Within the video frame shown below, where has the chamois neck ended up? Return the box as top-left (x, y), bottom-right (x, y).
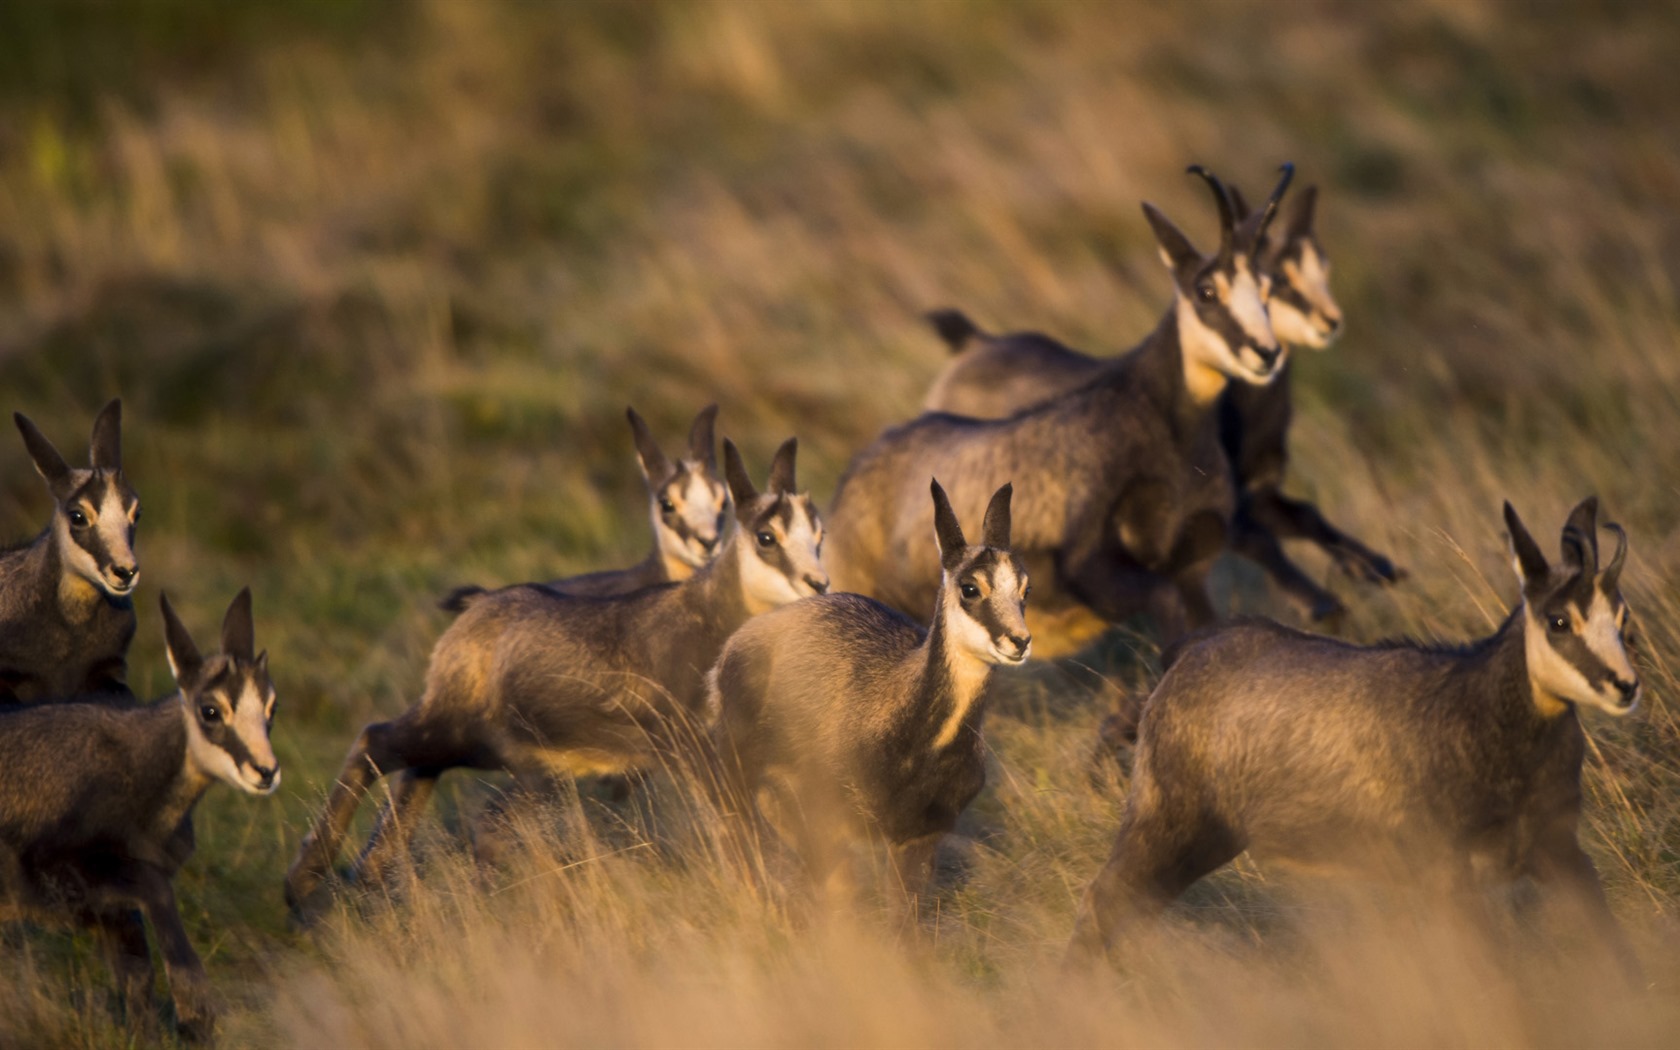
top-left (13, 526), bottom-right (101, 622)
top-left (658, 545), bottom-right (696, 583)
top-left (1470, 609), bottom-right (1570, 725)
top-left (1121, 308), bottom-right (1222, 435)
top-left (685, 535), bottom-right (752, 626)
top-left (914, 588), bottom-right (994, 752)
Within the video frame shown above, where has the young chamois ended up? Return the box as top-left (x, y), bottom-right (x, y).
top-left (0, 400), bottom-right (140, 703)
top-left (924, 183), bottom-right (1399, 622)
top-left (711, 481), bottom-right (1028, 905)
top-left (440, 404), bottom-right (728, 610)
top-left (285, 437), bottom-right (828, 919)
top-left (0, 589), bottom-right (279, 1038)
top-left (827, 164), bottom-right (1293, 649)
top-left (1068, 498), bottom-right (1641, 979)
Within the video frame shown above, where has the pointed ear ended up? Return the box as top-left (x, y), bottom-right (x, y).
top-left (255, 650), bottom-right (270, 677)
top-left (1287, 185), bottom-right (1318, 241)
top-left (1561, 496), bottom-right (1599, 575)
top-left (722, 438), bottom-right (758, 506)
top-left (626, 406), bottom-right (672, 483)
top-left (221, 587), bottom-right (255, 661)
top-left (1505, 501), bottom-right (1549, 589)
top-left (15, 413), bottom-right (71, 490)
top-left (930, 478), bottom-right (967, 571)
top-left (160, 593), bottom-right (203, 687)
top-left (766, 437), bottom-right (798, 495)
top-left (1600, 522), bottom-right (1628, 594)
top-left (89, 398), bottom-right (122, 472)
top-left (687, 404), bottom-right (719, 470)
top-left (981, 483), bottom-right (1013, 550)
top-left (1141, 202), bottom-right (1202, 276)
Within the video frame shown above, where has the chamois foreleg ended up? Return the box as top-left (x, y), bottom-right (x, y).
top-left (1530, 826), bottom-right (1643, 983)
top-left (88, 907), bottom-right (155, 1027)
top-left (1243, 487), bottom-right (1401, 585)
top-left (1229, 503), bottom-right (1346, 622)
top-left (118, 861), bottom-right (214, 1041)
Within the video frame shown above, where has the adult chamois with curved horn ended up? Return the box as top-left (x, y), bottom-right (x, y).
top-left (1069, 497), bottom-right (1641, 981)
top-left (829, 164), bottom-right (1293, 648)
top-left (924, 178), bottom-right (1398, 624)
top-left (711, 480), bottom-right (1029, 907)
top-left (0, 400), bottom-right (140, 703)
top-left (286, 437), bottom-right (828, 922)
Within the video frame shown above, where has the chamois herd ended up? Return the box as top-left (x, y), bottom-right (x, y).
top-left (0, 162), bottom-right (1652, 1036)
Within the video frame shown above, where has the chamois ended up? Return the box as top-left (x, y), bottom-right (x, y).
top-left (0, 400), bottom-right (139, 703)
top-left (0, 589), bottom-right (279, 1038)
top-left (924, 183), bottom-right (1398, 622)
top-left (1068, 498), bottom-right (1641, 979)
top-left (286, 437), bottom-right (828, 919)
top-left (711, 481), bottom-right (1028, 904)
top-left (826, 164), bottom-right (1293, 648)
top-left (440, 404), bottom-right (728, 610)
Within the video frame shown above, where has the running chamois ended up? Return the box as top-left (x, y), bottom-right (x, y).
top-left (0, 589), bottom-right (279, 1039)
top-left (1068, 498), bottom-right (1641, 979)
top-left (711, 480), bottom-right (1028, 905)
top-left (0, 400), bottom-right (140, 703)
top-left (827, 164), bottom-right (1293, 649)
top-left (924, 181), bottom-right (1399, 622)
top-left (286, 436), bottom-right (827, 920)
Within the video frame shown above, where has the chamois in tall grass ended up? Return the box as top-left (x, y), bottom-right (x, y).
top-left (711, 480), bottom-right (1027, 905)
top-left (925, 183), bottom-right (1398, 622)
top-left (0, 400), bottom-right (139, 703)
top-left (0, 589), bottom-right (278, 1038)
top-left (827, 165), bottom-right (1292, 649)
top-left (1069, 498), bottom-right (1641, 979)
top-left (286, 437), bottom-right (828, 920)
top-left (440, 404), bottom-right (727, 610)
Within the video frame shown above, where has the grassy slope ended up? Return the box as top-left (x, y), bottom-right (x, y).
top-left (1, 1), bottom-right (1678, 1044)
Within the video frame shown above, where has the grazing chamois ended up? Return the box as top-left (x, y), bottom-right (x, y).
top-left (0, 589), bottom-right (279, 1039)
top-left (0, 400), bottom-right (139, 703)
top-left (711, 481), bottom-right (1028, 905)
top-left (827, 164), bottom-right (1293, 649)
top-left (924, 183), bottom-right (1398, 622)
top-left (285, 437), bottom-right (828, 919)
top-left (1068, 498), bottom-right (1642, 980)
top-left (440, 404), bottom-right (728, 611)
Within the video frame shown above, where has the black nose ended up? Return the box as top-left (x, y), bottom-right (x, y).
top-left (1615, 679), bottom-right (1640, 704)
top-left (253, 764), bottom-right (278, 788)
top-left (805, 575), bottom-right (830, 595)
top-left (1251, 343), bottom-right (1280, 367)
top-left (1006, 633), bottom-right (1032, 654)
top-left (111, 565), bottom-right (136, 583)
top-left (697, 535), bottom-right (719, 553)
top-left (1324, 317), bottom-right (1342, 335)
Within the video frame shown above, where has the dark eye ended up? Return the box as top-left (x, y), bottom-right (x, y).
top-left (756, 531), bottom-right (775, 548)
top-left (1196, 284), bottom-right (1217, 304)
top-left (960, 583), bottom-right (980, 600)
top-left (200, 704), bottom-right (222, 723)
top-left (659, 498), bottom-right (676, 514)
top-left (68, 509), bottom-right (89, 527)
top-left (131, 507), bottom-right (141, 523)
top-left (1549, 615), bottom-right (1570, 633)
top-left (1024, 584), bottom-right (1032, 599)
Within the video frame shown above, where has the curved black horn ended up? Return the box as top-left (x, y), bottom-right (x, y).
top-left (1251, 162), bottom-right (1296, 245)
top-left (1186, 164), bottom-right (1234, 261)
top-left (1601, 522), bottom-right (1628, 592)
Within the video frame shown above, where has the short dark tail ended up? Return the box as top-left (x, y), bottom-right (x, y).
top-left (438, 585), bottom-right (488, 614)
top-left (925, 308), bottom-right (983, 353)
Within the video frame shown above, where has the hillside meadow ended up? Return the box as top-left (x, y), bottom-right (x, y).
top-left (1, 1), bottom-right (1678, 1045)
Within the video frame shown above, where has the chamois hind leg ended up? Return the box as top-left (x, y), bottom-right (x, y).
top-left (116, 862), bottom-right (215, 1042)
top-left (355, 769), bottom-right (440, 894)
top-left (1530, 826), bottom-right (1644, 984)
top-left (286, 711), bottom-right (455, 920)
top-left (1245, 488), bottom-right (1402, 585)
top-left (1066, 803), bottom-right (1242, 966)
top-left (88, 907), bottom-right (155, 1030)
top-left (1229, 504), bottom-right (1345, 623)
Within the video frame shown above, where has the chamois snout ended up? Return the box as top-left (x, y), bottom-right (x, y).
top-left (804, 573), bottom-right (830, 595)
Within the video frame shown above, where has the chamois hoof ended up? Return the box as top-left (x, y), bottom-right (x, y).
top-left (1309, 593), bottom-right (1346, 625)
top-left (1335, 549), bottom-right (1403, 586)
top-left (284, 876), bottom-right (335, 931)
top-left (170, 988), bottom-right (218, 1044)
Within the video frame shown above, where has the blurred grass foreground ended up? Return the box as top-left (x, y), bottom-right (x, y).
top-left (2, 1), bottom-right (1680, 1046)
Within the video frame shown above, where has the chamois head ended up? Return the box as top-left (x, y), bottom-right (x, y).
top-left (628, 404), bottom-right (730, 572)
top-left (722, 436), bottom-right (828, 612)
top-left (14, 399), bottom-right (140, 599)
top-left (1143, 164), bottom-right (1294, 389)
top-left (162, 588), bottom-right (281, 795)
top-left (931, 480), bottom-right (1031, 665)
top-left (1505, 497), bottom-right (1639, 717)
top-left (1233, 183), bottom-right (1342, 350)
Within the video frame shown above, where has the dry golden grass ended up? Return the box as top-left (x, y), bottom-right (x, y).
top-left (1, 0), bottom-right (1678, 1045)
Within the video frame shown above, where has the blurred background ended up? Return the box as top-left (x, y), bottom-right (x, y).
top-left (1, 1), bottom-right (1678, 1044)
